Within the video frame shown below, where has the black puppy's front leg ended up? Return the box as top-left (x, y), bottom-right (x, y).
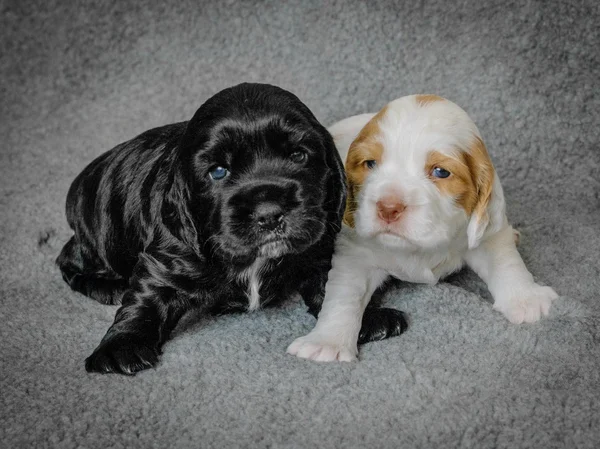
top-left (358, 277), bottom-right (408, 344)
top-left (358, 306), bottom-right (408, 344)
top-left (85, 253), bottom-right (189, 375)
top-left (298, 270), bottom-right (328, 319)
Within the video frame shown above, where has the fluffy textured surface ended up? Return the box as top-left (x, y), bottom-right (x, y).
top-left (1, 0), bottom-right (599, 447)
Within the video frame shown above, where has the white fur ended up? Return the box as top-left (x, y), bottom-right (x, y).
top-left (327, 113), bottom-right (375, 163)
top-left (237, 257), bottom-right (267, 311)
top-left (288, 95), bottom-right (558, 362)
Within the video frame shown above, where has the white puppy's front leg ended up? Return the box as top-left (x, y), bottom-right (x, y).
top-left (465, 225), bottom-right (558, 323)
top-left (287, 253), bottom-right (387, 362)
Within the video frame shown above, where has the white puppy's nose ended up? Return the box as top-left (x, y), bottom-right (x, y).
top-left (376, 197), bottom-right (405, 223)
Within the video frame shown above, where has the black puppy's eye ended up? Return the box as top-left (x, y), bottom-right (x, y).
top-left (209, 166), bottom-right (229, 180)
top-left (290, 151), bottom-right (308, 164)
top-left (364, 160), bottom-right (377, 169)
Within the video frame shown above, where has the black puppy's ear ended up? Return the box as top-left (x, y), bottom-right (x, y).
top-left (323, 130), bottom-right (347, 236)
top-left (162, 170), bottom-right (201, 255)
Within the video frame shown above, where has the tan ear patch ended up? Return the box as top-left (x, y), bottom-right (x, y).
top-left (416, 94), bottom-right (445, 106)
top-left (426, 137), bottom-right (494, 219)
top-left (343, 106), bottom-right (388, 227)
top-left (465, 137), bottom-right (495, 225)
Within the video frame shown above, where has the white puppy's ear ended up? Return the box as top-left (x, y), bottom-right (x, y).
top-left (328, 113), bottom-right (376, 166)
top-left (328, 111), bottom-right (383, 229)
top-left (466, 137), bottom-right (507, 249)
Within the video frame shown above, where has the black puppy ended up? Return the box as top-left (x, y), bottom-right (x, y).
top-left (56, 83), bottom-right (406, 375)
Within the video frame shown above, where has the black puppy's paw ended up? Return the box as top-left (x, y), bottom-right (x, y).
top-left (85, 336), bottom-right (159, 375)
top-left (358, 307), bottom-right (408, 345)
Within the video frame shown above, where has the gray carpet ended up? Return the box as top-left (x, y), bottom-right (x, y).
top-left (1, 0), bottom-right (599, 447)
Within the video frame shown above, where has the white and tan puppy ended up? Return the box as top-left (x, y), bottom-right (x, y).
top-left (288, 94), bottom-right (558, 362)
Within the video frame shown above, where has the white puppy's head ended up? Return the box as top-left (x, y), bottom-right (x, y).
top-left (343, 95), bottom-right (506, 250)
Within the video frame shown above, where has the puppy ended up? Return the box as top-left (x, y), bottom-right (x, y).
top-left (56, 83), bottom-right (406, 375)
top-left (288, 94), bottom-right (559, 362)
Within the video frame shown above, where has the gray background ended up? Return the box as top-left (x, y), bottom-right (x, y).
top-left (1, 0), bottom-right (599, 448)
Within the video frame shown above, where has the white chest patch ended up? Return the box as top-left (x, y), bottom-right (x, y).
top-left (238, 258), bottom-right (267, 311)
top-left (374, 244), bottom-right (465, 285)
top-left (388, 260), bottom-right (438, 284)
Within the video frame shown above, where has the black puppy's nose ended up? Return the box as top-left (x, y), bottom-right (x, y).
top-left (255, 203), bottom-right (284, 231)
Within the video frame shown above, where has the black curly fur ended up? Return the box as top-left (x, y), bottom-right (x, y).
top-left (56, 83), bottom-right (404, 375)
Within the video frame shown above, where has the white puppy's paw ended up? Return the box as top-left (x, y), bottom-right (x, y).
top-left (494, 284), bottom-right (558, 324)
top-left (286, 334), bottom-right (357, 362)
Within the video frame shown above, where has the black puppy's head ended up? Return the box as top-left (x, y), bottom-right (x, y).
top-left (173, 83), bottom-right (345, 261)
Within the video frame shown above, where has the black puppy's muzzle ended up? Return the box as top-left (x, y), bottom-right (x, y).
top-left (254, 202), bottom-right (285, 232)
top-left (228, 179), bottom-right (301, 240)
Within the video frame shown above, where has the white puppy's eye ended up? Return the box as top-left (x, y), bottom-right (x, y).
top-left (364, 160), bottom-right (377, 169)
top-left (432, 167), bottom-right (451, 178)
top-left (209, 166), bottom-right (229, 180)
top-left (290, 151), bottom-right (308, 163)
